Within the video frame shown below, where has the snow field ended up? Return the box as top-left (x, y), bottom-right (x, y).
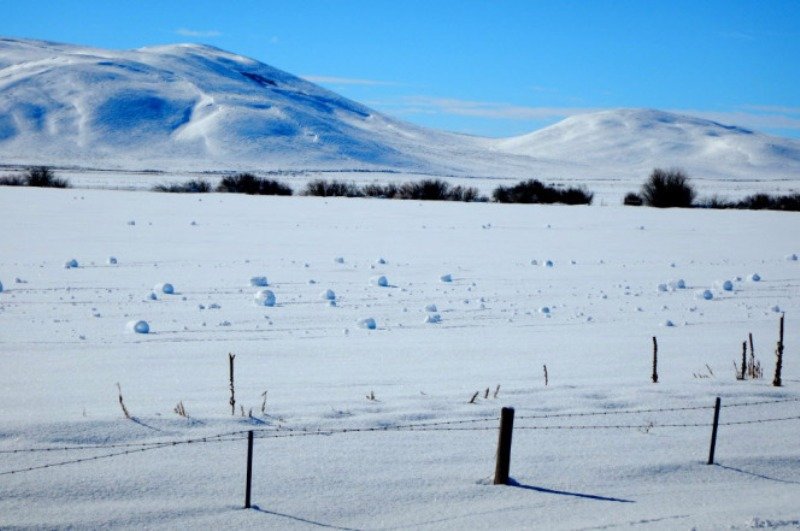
top-left (1, 187), bottom-right (799, 528)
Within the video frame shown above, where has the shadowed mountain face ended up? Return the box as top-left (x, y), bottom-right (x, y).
top-left (0, 38), bottom-right (453, 171)
top-left (2, 37), bottom-right (800, 181)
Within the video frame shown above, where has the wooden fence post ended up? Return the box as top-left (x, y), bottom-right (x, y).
top-left (244, 430), bottom-right (254, 508)
top-left (652, 336), bottom-right (658, 383)
top-left (773, 313), bottom-right (785, 387)
top-left (740, 341), bottom-right (747, 380)
top-left (707, 397), bottom-right (721, 465)
top-left (229, 353), bottom-right (236, 415)
top-left (494, 407), bottom-right (515, 485)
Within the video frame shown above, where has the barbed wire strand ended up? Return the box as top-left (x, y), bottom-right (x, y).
top-left (3, 396), bottom-right (797, 456)
top-left (0, 435), bottom-right (245, 476)
top-left (515, 396), bottom-right (800, 420)
top-left (0, 431), bottom-right (248, 455)
top-left (5, 414), bottom-right (799, 476)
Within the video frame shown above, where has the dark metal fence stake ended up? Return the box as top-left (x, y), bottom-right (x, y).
top-left (707, 397), bottom-right (721, 465)
top-left (494, 407), bottom-right (515, 485)
top-left (245, 430), bottom-right (254, 508)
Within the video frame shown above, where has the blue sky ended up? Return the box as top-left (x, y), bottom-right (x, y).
top-left (3, 0), bottom-right (800, 137)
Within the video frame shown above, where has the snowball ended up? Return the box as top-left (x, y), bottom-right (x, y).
top-left (663, 320), bottom-right (675, 327)
top-left (155, 283), bottom-right (174, 294)
top-left (376, 258), bottom-right (387, 264)
top-left (424, 303), bottom-right (438, 312)
top-left (254, 289), bottom-right (276, 307)
top-left (748, 273), bottom-right (761, 282)
top-left (440, 274), bottom-right (453, 283)
top-left (250, 276), bottom-right (269, 287)
top-left (334, 257), bottom-right (345, 264)
top-left (657, 283), bottom-right (668, 292)
top-left (543, 260), bottom-right (554, 268)
top-left (772, 305), bottom-right (782, 313)
top-left (64, 259), bottom-right (79, 269)
top-left (358, 317), bottom-right (377, 330)
top-left (539, 306), bottom-right (551, 314)
top-left (697, 289), bottom-right (714, 300)
top-left (786, 254), bottom-right (798, 261)
top-left (370, 275), bottom-right (389, 287)
top-left (320, 289), bottom-right (336, 301)
top-left (424, 313), bottom-right (442, 324)
top-left (107, 256), bottom-right (118, 265)
top-left (672, 279), bottom-right (686, 289)
top-left (126, 320), bottom-right (149, 334)
top-left (530, 259), bottom-right (538, 265)
top-left (721, 280), bottom-right (733, 291)
top-left (147, 292), bottom-right (158, 301)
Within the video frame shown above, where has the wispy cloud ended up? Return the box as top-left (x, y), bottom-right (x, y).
top-left (376, 96), bottom-right (800, 134)
top-left (302, 75), bottom-right (397, 86)
top-left (175, 28), bottom-right (222, 38)
top-left (377, 96), bottom-right (595, 121)
top-left (674, 108), bottom-right (800, 132)
top-left (739, 105), bottom-right (800, 116)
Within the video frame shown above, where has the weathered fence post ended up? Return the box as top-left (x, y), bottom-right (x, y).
top-left (229, 353), bottom-right (236, 415)
top-left (652, 336), bottom-right (658, 383)
top-left (494, 407), bottom-right (515, 485)
top-left (244, 430), bottom-right (254, 508)
top-left (740, 341), bottom-right (747, 380)
top-left (773, 313), bottom-right (785, 387)
top-left (707, 397), bottom-right (721, 465)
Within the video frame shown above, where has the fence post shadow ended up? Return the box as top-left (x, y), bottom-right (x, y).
top-left (507, 478), bottom-right (635, 503)
top-left (249, 505), bottom-right (360, 530)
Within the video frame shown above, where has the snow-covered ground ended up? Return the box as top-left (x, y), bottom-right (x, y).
top-left (1, 185), bottom-right (799, 529)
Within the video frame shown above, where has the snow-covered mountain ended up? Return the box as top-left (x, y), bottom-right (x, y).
top-left (0, 37), bottom-right (486, 173)
top-left (2, 37), bottom-right (800, 182)
top-left (495, 108), bottom-right (800, 181)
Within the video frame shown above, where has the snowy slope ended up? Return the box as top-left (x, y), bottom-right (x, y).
top-left (496, 108), bottom-right (800, 181)
top-left (1, 186), bottom-right (800, 528)
top-left (3, 37), bottom-right (800, 184)
top-left (0, 37), bottom-right (492, 173)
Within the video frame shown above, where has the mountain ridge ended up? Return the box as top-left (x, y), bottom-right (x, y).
top-left (2, 37), bottom-right (799, 182)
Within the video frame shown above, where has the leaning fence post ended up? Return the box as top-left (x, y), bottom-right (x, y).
top-left (494, 407), bottom-right (515, 485)
top-left (244, 430), bottom-right (254, 508)
top-left (707, 397), bottom-right (721, 465)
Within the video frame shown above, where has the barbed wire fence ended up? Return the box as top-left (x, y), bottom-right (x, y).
top-left (2, 395), bottom-right (798, 507)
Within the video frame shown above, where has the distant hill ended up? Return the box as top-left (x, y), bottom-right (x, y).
top-left (496, 108), bottom-right (800, 181)
top-left (2, 37), bottom-right (799, 182)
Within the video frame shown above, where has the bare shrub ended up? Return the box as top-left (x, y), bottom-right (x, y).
top-left (217, 173), bottom-right (292, 195)
top-left (302, 179), bottom-right (363, 197)
top-left (640, 168), bottom-right (695, 208)
top-left (492, 179), bottom-right (593, 205)
top-left (153, 180), bottom-right (211, 193)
